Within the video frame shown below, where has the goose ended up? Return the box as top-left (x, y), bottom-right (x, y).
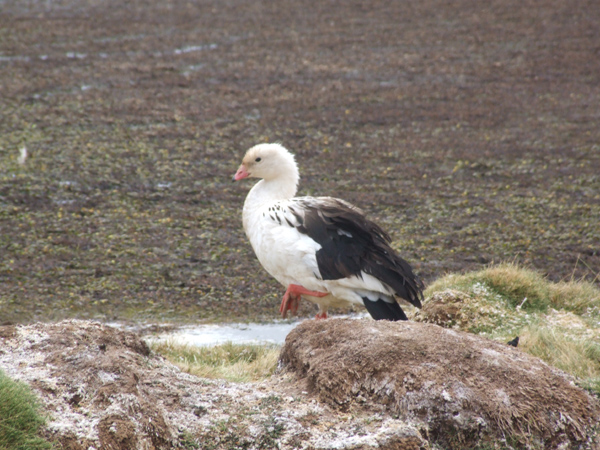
top-left (233, 143), bottom-right (424, 320)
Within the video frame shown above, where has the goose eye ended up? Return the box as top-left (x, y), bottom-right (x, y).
top-left (255, 157), bottom-right (262, 162)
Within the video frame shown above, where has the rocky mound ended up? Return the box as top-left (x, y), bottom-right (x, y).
top-left (280, 319), bottom-right (600, 449)
top-left (0, 319), bottom-right (598, 449)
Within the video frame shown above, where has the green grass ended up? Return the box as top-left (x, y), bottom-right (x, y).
top-left (0, 369), bottom-right (53, 450)
top-left (418, 263), bottom-right (600, 395)
top-left (151, 341), bottom-right (280, 383)
top-left (425, 263), bottom-right (600, 313)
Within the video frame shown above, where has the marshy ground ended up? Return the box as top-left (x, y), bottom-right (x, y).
top-left (1, 0), bottom-right (599, 325)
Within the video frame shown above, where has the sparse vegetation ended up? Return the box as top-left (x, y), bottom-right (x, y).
top-left (151, 341), bottom-right (280, 382)
top-left (0, 369), bottom-right (53, 450)
top-left (417, 263), bottom-right (600, 395)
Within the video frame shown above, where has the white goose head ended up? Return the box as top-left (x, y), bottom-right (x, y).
top-left (233, 143), bottom-right (299, 183)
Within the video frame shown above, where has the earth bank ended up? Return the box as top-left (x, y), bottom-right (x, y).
top-left (0, 319), bottom-right (598, 449)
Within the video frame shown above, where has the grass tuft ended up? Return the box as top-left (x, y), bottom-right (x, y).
top-left (420, 263), bottom-right (600, 396)
top-left (151, 341), bottom-right (280, 383)
top-left (550, 280), bottom-right (600, 314)
top-left (521, 324), bottom-right (600, 379)
top-left (426, 263), bottom-right (556, 311)
top-left (0, 369), bottom-right (53, 450)
top-left (475, 264), bottom-right (552, 311)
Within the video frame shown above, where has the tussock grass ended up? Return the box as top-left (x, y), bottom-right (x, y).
top-left (426, 263), bottom-right (600, 313)
top-left (421, 263), bottom-right (600, 395)
top-left (521, 324), bottom-right (600, 379)
top-left (151, 341), bottom-right (280, 383)
top-left (0, 369), bottom-right (53, 450)
top-left (550, 280), bottom-right (600, 314)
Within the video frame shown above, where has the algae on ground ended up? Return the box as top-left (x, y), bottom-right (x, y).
top-left (1, 0), bottom-right (599, 326)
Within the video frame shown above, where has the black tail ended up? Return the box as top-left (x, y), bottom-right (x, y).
top-left (362, 297), bottom-right (408, 321)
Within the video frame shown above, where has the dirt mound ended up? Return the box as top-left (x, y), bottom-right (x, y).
top-left (412, 289), bottom-right (467, 328)
top-left (0, 321), bottom-right (169, 449)
top-left (280, 318), bottom-right (600, 449)
top-left (1, 319), bottom-right (598, 449)
top-left (0, 320), bottom-right (429, 449)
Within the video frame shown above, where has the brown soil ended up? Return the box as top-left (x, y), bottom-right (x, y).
top-left (281, 318), bottom-right (600, 449)
top-left (0, 0), bottom-right (599, 323)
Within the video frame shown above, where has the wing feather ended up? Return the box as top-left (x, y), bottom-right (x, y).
top-left (289, 197), bottom-right (424, 308)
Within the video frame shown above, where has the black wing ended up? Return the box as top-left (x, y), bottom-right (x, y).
top-left (289, 198), bottom-right (424, 308)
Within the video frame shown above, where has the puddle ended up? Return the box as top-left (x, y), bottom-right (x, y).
top-left (146, 320), bottom-right (303, 347)
top-left (145, 314), bottom-right (368, 347)
top-left (66, 52), bottom-right (87, 59)
top-left (0, 55), bottom-right (31, 62)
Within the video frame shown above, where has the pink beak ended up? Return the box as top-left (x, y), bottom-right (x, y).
top-left (233, 164), bottom-right (249, 181)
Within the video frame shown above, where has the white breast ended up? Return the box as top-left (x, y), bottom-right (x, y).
top-left (243, 199), bottom-right (324, 291)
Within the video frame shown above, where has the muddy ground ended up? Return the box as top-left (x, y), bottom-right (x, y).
top-left (0, 0), bottom-right (599, 324)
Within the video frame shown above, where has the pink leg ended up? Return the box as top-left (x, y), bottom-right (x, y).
top-left (279, 291), bottom-right (300, 318)
top-left (279, 284), bottom-right (328, 318)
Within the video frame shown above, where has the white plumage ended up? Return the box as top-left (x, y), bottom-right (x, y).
top-left (234, 143), bottom-right (424, 320)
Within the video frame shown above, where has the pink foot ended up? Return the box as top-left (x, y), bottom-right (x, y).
top-left (279, 292), bottom-right (300, 318)
top-left (315, 311), bottom-right (328, 320)
top-left (279, 284), bottom-right (328, 318)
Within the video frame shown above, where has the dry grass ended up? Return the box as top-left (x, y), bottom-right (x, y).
top-left (426, 263), bottom-right (600, 313)
top-left (419, 263), bottom-right (600, 395)
top-left (550, 280), bottom-right (600, 314)
top-left (151, 341), bottom-right (280, 383)
top-left (521, 324), bottom-right (600, 378)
